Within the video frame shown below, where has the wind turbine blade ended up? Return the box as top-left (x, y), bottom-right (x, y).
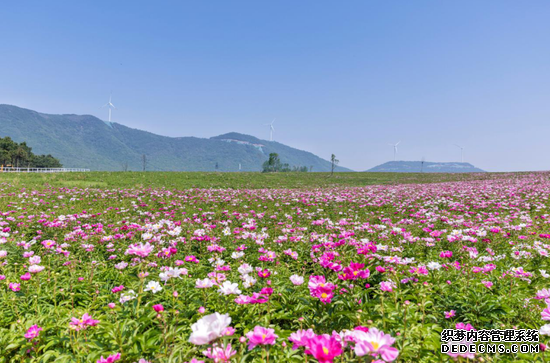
top-left (271, 118), bottom-right (276, 125)
top-left (396, 141), bottom-right (401, 146)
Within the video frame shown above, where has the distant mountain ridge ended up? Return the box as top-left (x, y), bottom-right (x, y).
top-left (367, 161), bottom-right (485, 173)
top-left (0, 104), bottom-right (351, 172)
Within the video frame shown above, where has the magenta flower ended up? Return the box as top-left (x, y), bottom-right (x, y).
top-left (20, 272), bottom-right (31, 281)
top-left (111, 285), bottom-right (125, 293)
top-left (444, 310), bottom-right (456, 319)
top-left (257, 269), bottom-right (271, 278)
top-left (245, 326), bottom-right (278, 350)
top-left (24, 325), bottom-right (43, 340)
top-left (96, 353), bottom-right (121, 363)
top-left (304, 334), bottom-right (343, 363)
top-left (69, 313), bottom-right (100, 331)
top-left (8, 283), bottom-right (20, 292)
top-left (153, 304), bottom-right (164, 313)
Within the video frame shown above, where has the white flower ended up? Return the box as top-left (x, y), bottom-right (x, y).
top-left (144, 281), bottom-right (163, 294)
top-left (29, 265), bottom-right (45, 274)
top-left (29, 256), bottom-right (41, 264)
top-left (196, 278), bottom-right (214, 288)
top-left (540, 270), bottom-right (550, 278)
top-left (242, 274), bottom-right (257, 288)
top-left (188, 312), bottom-right (232, 345)
top-left (160, 267), bottom-right (185, 282)
top-left (231, 252), bottom-right (244, 259)
top-left (217, 281), bottom-right (241, 295)
top-left (0, 250), bottom-right (7, 258)
top-left (290, 275), bottom-right (304, 285)
top-left (238, 263), bottom-right (253, 275)
top-left (540, 324), bottom-right (550, 336)
top-left (427, 262), bottom-right (442, 270)
top-left (120, 290), bottom-right (137, 304)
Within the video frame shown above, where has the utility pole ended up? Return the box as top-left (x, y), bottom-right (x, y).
top-left (142, 154), bottom-right (147, 172)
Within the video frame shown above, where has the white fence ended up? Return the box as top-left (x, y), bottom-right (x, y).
top-left (0, 167), bottom-right (90, 173)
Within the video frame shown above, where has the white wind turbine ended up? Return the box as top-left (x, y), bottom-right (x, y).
top-left (264, 119), bottom-right (275, 141)
top-left (102, 94), bottom-right (116, 122)
top-left (454, 144), bottom-right (464, 163)
top-left (388, 141), bottom-right (401, 161)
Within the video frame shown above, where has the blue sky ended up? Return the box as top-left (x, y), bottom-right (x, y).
top-left (1, 1), bottom-right (549, 172)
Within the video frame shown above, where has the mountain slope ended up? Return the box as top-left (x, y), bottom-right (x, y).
top-left (367, 161), bottom-right (485, 173)
top-left (0, 105), bottom-right (351, 172)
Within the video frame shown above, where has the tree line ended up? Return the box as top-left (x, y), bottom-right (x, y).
top-left (0, 137), bottom-right (62, 168)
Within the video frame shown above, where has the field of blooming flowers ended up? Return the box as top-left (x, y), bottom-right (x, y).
top-left (1, 172), bottom-right (550, 362)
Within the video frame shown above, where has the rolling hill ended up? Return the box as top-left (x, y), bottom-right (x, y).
top-left (367, 161), bottom-right (485, 173)
top-left (0, 104), bottom-right (351, 172)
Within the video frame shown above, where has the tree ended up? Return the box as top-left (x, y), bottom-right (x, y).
top-left (262, 153), bottom-right (282, 173)
top-left (215, 162), bottom-right (219, 170)
top-left (0, 137), bottom-right (62, 168)
top-left (331, 154), bottom-right (339, 176)
top-left (142, 154), bottom-right (147, 171)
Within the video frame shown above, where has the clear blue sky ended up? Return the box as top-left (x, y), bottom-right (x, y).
top-left (1, 1), bottom-right (549, 172)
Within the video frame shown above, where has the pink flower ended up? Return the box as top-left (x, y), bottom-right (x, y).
top-left (25, 325), bottom-right (43, 340)
top-left (96, 353), bottom-right (121, 363)
top-left (69, 313), bottom-right (100, 331)
top-left (289, 329), bottom-right (316, 350)
top-left (198, 306), bottom-right (206, 314)
top-left (8, 283), bottom-right (20, 291)
top-left (203, 343), bottom-right (236, 362)
top-left (455, 322), bottom-right (475, 331)
top-left (41, 240), bottom-right (56, 249)
top-left (153, 304), bottom-right (164, 313)
top-left (20, 272), bottom-right (31, 281)
top-left (304, 334), bottom-right (343, 363)
top-left (111, 285), bottom-right (125, 293)
top-left (481, 280), bottom-right (493, 289)
top-left (542, 307), bottom-right (550, 321)
top-left (108, 303), bottom-right (116, 309)
top-left (354, 327), bottom-right (399, 362)
top-left (380, 281), bottom-right (395, 292)
top-left (536, 288), bottom-right (550, 300)
top-left (184, 359), bottom-right (205, 363)
top-left (125, 242), bottom-right (154, 257)
top-left (223, 327), bottom-right (236, 336)
top-left (245, 326), bottom-right (278, 350)
top-left (444, 310), bottom-right (456, 319)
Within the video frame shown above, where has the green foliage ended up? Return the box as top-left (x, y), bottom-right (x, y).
top-left (0, 136), bottom-right (62, 168)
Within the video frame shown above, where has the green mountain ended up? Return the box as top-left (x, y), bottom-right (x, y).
top-left (367, 161), bottom-right (485, 173)
top-left (0, 104), bottom-right (351, 172)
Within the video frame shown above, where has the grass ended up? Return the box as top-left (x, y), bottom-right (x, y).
top-left (0, 171), bottom-right (505, 190)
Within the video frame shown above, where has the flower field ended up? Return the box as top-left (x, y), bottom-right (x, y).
top-left (1, 172), bottom-right (550, 362)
